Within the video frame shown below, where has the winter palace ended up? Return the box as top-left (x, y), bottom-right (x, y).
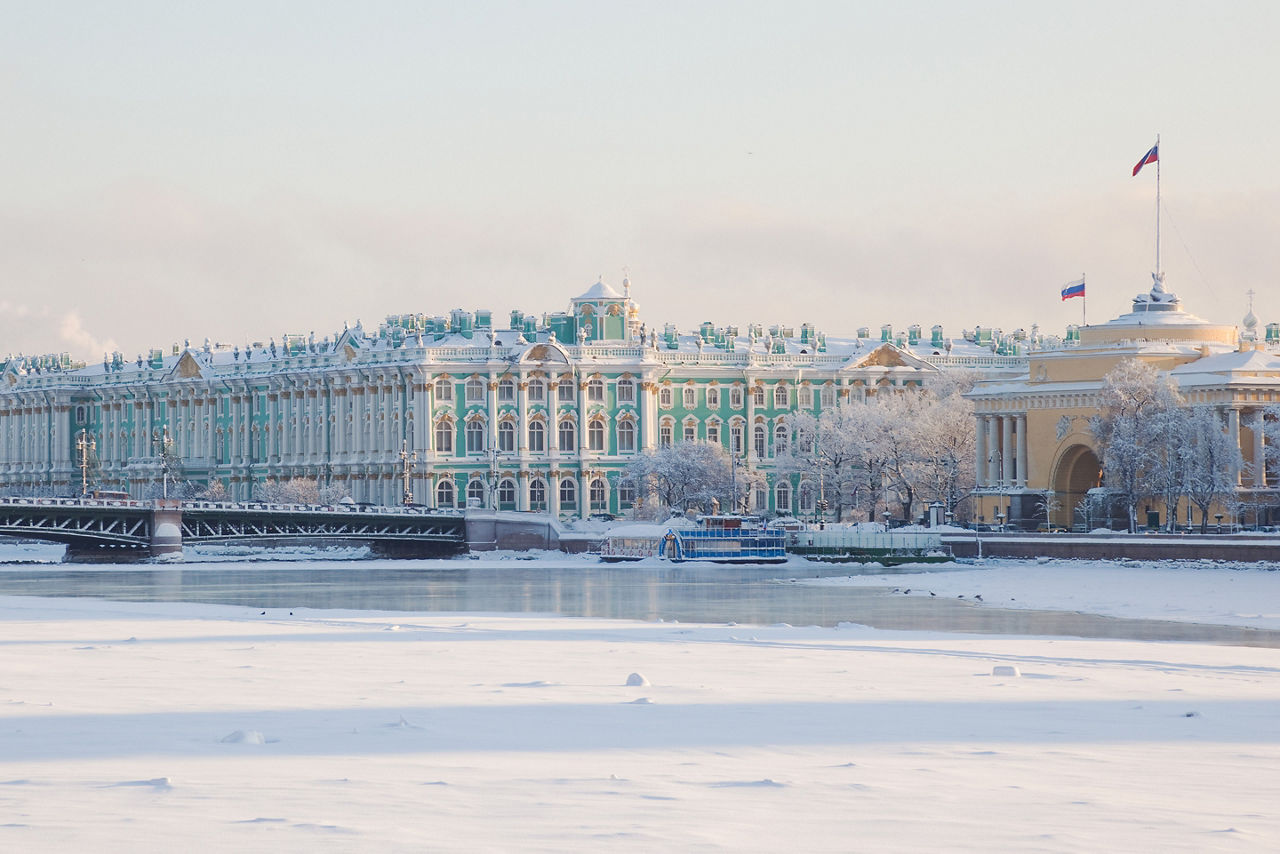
top-left (0, 277), bottom-right (1029, 516)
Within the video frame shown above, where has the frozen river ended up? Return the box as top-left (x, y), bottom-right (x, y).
top-left (2, 556), bottom-right (1279, 647)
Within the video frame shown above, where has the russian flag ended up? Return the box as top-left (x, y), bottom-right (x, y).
top-left (1061, 278), bottom-right (1085, 300)
top-left (1132, 144), bottom-right (1159, 176)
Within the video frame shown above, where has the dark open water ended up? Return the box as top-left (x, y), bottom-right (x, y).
top-left (1, 558), bottom-right (1278, 648)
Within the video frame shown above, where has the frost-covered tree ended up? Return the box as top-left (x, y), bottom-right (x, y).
top-left (1184, 407), bottom-right (1242, 532)
top-left (620, 441), bottom-right (743, 515)
top-left (1090, 359), bottom-right (1182, 532)
top-left (254, 477), bottom-right (350, 505)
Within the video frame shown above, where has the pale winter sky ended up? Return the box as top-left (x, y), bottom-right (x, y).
top-left (3, 1), bottom-right (1278, 360)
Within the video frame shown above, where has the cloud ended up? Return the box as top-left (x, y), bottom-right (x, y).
top-left (58, 312), bottom-right (117, 360)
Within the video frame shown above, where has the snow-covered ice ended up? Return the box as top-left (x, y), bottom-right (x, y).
top-left (2, 550), bottom-right (1280, 851)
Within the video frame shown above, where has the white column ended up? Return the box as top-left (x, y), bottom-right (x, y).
top-left (1229, 407), bottom-right (1242, 485)
top-left (986, 415), bottom-right (1000, 486)
top-left (1016, 414), bottom-right (1028, 487)
top-left (1001, 415), bottom-right (1014, 488)
top-left (1254, 409), bottom-right (1266, 488)
top-left (974, 414), bottom-right (988, 488)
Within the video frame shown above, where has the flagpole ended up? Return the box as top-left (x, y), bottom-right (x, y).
top-left (1081, 273), bottom-right (1087, 327)
top-left (1155, 133), bottom-right (1161, 276)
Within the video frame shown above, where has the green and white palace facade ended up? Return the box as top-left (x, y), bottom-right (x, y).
top-left (0, 278), bottom-right (1031, 516)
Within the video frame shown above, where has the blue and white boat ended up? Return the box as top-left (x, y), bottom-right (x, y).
top-left (658, 515), bottom-right (788, 563)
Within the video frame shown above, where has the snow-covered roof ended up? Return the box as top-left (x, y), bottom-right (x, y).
top-left (573, 280), bottom-right (624, 301)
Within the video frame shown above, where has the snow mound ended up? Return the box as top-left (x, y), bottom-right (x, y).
top-left (628, 697), bottom-right (653, 704)
top-left (625, 672), bottom-right (650, 687)
top-left (991, 665), bottom-right (1021, 678)
top-left (220, 730), bottom-right (266, 744)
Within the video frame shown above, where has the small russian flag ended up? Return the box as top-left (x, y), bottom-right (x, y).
top-left (1061, 278), bottom-right (1085, 300)
top-left (1132, 144), bottom-right (1159, 176)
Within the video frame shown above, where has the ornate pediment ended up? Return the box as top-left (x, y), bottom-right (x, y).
top-left (843, 343), bottom-right (934, 372)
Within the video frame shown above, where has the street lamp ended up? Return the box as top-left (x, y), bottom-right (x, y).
top-left (152, 426), bottom-right (173, 499)
top-left (399, 440), bottom-right (417, 505)
top-left (76, 429), bottom-right (95, 497)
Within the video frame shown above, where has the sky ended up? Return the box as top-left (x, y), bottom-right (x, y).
top-left (3, 1), bottom-right (1279, 360)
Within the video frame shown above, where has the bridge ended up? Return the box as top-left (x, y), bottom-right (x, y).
top-left (0, 497), bottom-right (468, 558)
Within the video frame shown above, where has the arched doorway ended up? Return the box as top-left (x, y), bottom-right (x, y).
top-left (1052, 444), bottom-right (1102, 529)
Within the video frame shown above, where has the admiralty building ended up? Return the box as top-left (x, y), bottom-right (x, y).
top-left (0, 278), bottom-right (1029, 516)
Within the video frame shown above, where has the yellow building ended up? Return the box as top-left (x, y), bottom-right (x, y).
top-left (969, 275), bottom-right (1280, 530)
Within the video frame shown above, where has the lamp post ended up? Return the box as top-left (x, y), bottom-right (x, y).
top-left (399, 440), bottom-right (417, 506)
top-left (152, 426), bottom-right (173, 500)
top-left (76, 429), bottom-right (95, 497)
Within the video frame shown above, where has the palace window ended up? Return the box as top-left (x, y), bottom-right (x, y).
top-left (659, 386), bottom-right (673, 408)
top-left (753, 385), bottom-right (766, 406)
top-left (436, 479), bottom-right (455, 508)
top-left (774, 384), bottom-right (788, 408)
top-left (618, 481), bottom-right (636, 506)
top-left (659, 420), bottom-right (673, 448)
top-left (497, 478), bottom-right (517, 507)
top-left (587, 378), bottom-right (604, 402)
top-left (730, 423), bottom-right (744, 455)
top-left (798, 481), bottom-right (815, 512)
top-left (467, 479), bottom-right (486, 506)
top-left (730, 386), bottom-right (743, 408)
top-left (754, 424), bottom-right (767, 458)
top-left (559, 478), bottom-right (577, 509)
top-left (528, 420), bottom-right (545, 452)
top-left (557, 376), bottom-right (575, 402)
top-left (706, 421), bottom-right (721, 446)
top-left (617, 379), bottom-right (635, 403)
top-left (466, 420), bottom-right (485, 453)
top-left (498, 421), bottom-right (515, 453)
top-left (820, 385), bottom-right (835, 407)
top-left (529, 477), bottom-right (547, 510)
top-left (527, 378), bottom-right (544, 401)
top-left (435, 378), bottom-right (453, 401)
top-left (466, 377), bottom-right (486, 404)
top-left (617, 419), bottom-right (636, 452)
top-left (684, 422), bottom-right (697, 442)
top-left (774, 424), bottom-right (789, 455)
top-left (798, 386), bottom-right (813, 408)
top-left (753, 486), bottom-right (767, 511)
top-left (588, 419), bottom-right (605, 452)
top-left (775, 481), bottom-right (792, 513)
top-left (558, 420), bottom-right (576, 452)
top-left (498, 379), bottom-right (515, 401)
top-left (435, 420), bottom-right (454, 454)
top-left (683, 386), bottom-right (697, 408)
top-left (707, 387), bottom-right (720, 408)
top-left (590, 478), bottom-right (608, 509)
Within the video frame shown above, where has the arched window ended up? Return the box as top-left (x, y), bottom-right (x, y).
top-left (617, 379), bottom-right (635, 403)
top-left (559, 478), bottom-right (577, 509)
top-left (436, 479), bottom-right (455, 508)
top-left (683, 386), bottom-right (697, 408)
top-left (754, 424), bottom-right (767, 458)
top-left (707, 387), bottom-right (720, 408)
top-left (466, 377), bottom-right (486, 403)
top-left (497, 478), bottom-right (517, 507)
top-left (528, 420), bottom-right (546, 452)
top-left (659, 420), bottom-right (673, 448)
top-left (730, 423), bottom-right (743, 455)
top-left (498, 421), bottom-right (516, 452)
top-left (498, 378), bottom-right (515, 401)
top-left (466, 420), bottom-right (485, 453)
top-left (730, 386), bottom-right (744, 408)
top-left (558, 420), bottom-right (576, 452)
top-left (774, 424), bottom-right (789, 455)
top-left (435, 419), bottom-right (454, 454)
top-left (774, 384), bottom-right (788, 408)
top-left (775, 481), bottom-right (792, 513)
top-left (798, 481), bottom-right (815, 512)
top-left (467, 479), bottom-right (486, 506)
top-left (798, 386), bottom-right (813, 408)
top-left (753, 385), bottom-right (766, 406)
top-left (557, 374), bottom-right (575, 402)
top-left (587, 378), bottom-right (604, 402)
top-left (590, 478), bottom-right (608, 509)
top-left (617, 419), bottom-right (635, 452)
top-left (820, 385), bottom-right (835, 407)
top-left (527, 378), bottom-right (544, 401)
top-left (753, 486), bottom-right (767, 511)
top-left (588, 419), bottom-right (605, 451)
top-left (529, 477), bottom-right (547, 510)
top-left (659, 386), bottom-right (673, 407)
top-left (435, 378), bottom-right (453, 401)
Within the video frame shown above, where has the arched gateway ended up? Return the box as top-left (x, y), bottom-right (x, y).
top-left (1051, 444), bottom-right (1101, 529)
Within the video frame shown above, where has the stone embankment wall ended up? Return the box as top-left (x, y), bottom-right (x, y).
top-left (943, 533), bottom-right (1280, 562)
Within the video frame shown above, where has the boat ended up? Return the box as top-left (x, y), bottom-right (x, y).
top-left (598, 522), bottom-right (676, 562)
top-left (658, 515), bottom-right (788, 563)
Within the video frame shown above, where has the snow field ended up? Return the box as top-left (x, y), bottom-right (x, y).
top-left (3, 597), bottom-right (1280, 852)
